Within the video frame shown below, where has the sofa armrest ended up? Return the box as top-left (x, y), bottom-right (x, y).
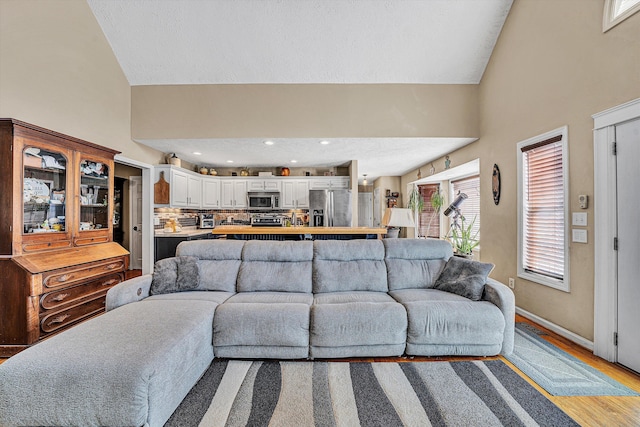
top-left (483, 278), bottom-right (515, 355)
top-left (106, 275), bottom-right (152, 311)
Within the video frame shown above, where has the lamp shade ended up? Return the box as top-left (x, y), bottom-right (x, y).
top-left (382, 208), bottom-right (416, 228)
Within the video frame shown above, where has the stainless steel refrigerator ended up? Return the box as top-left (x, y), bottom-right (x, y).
top-left (309, 189), bottom-right (352, 227)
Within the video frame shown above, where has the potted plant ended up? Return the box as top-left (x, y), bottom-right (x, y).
top-left (450, 215), bottom-right (479, 257)
top-left (407, 187), bottom-right (424, 236)
top-left (426, 190), bottom-right (444, 238)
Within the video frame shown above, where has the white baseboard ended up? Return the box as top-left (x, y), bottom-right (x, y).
top-left (516, 307), bottom-right (594, 351)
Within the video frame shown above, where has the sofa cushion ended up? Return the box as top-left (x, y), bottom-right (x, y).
top-left (225, 291), bottom-right (313, 305)
top-left (433, 256), bottom-right (494, 301)
top-left (237, 241), bottom-right (313, 293)
top-left (383, 238), bottom-right (452, 291)
top-left (213, 302), bottom-right (310, 359)
top-left (390, 288), bottom-right (505, 352)
top-left (0, 300), bottom-right (216, 427)
top-left (310, 300), bottom-right (407, 352)
top-left (313, 240), bottom-right (388, 293)
top-left (176, 240), bottom-right (244, 292)
top-left (150, 256), bottom-right (199, 295)
top-left (313, 291), bottom-right (396, 304)
top-left (145, 290), bottom-right (234, 305)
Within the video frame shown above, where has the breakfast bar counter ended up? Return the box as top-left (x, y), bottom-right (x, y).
top-left (209, 226), bottom-right (387, 239)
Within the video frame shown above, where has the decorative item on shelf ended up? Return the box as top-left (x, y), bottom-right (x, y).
top-left (166, 153), bottom-right (181, 167)
top-left (382, 208), bottom-right (415, 238)
top-left (444, 155), bottom-right (451, 170)
top-left (154, 171), bottom-right (170, 204)
top-left (417, 169), bottom-right (422, 180)
top-left (209, 168), bottom-right (217, 176)
top-left (199, 166), bottom-right (208, 175)
top-left (280, 167), bottom-right (290, 176)
top-left (492, 164), bottom-right (501, 205)
top-left (240, 167), bottom-right (250, 176)
top-left (430, 162), bottom-right (436, 175)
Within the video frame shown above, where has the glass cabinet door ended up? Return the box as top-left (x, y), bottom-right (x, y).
top-left (23, 147), bottom-right (67, 234)
top-left (79, 159), bottom-right (110, 231)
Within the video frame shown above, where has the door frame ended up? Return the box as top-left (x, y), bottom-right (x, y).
top-left (129, 176), bottom-right (143, 270)
top-left (114, 155), bottom-right (154, 275)
top-left (592, 97), bottom-right (640, 361)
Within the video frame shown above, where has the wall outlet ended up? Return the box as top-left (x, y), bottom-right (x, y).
top-left (508, 278), bottom-right (515, 289)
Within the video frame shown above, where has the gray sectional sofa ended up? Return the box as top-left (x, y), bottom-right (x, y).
top-left (0, 238), bottom-right (514, 427)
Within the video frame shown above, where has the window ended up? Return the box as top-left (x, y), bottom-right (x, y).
top-left (417, 184), bottom-right (440, 238)
top-left (603, 0), bottom-right (640, 31)
top-left (451, 175), bottom-right (480, 244)
top-left (517, 126), bottom-right (570, 291)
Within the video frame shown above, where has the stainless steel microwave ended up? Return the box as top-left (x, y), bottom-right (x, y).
top-left (247, 191), bottom-right (280, 210)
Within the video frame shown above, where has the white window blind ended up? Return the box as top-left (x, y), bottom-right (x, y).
top-left (521, 135), bottom-right (565, 281)
top-left (451, 176), bottom-right (480, 242)
top-left (418, 184), bottom-right (440, 238)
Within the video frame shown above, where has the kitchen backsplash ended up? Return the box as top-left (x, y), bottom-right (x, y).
top-left (154, 208), bottom-right (308, 229)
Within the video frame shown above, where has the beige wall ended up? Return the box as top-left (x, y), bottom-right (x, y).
top-left (0, 0), bottom-right (163, 163)
top-left (132, 84), bottom-right (479, 139)
top-left (403, 0), bottom-right (640, 341)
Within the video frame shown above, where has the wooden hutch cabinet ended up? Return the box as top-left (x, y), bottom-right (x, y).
top-left (0, 119), bottom-right (129, 356)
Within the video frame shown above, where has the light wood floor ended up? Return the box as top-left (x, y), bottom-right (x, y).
top-left (1, 314), bottom-right (638, 425)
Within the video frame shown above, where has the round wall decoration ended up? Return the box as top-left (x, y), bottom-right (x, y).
top-left (492, 164), bottom-right (501, 205)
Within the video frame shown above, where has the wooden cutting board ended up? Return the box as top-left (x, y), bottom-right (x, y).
top-left (154, 171), bottom-right (170, 204)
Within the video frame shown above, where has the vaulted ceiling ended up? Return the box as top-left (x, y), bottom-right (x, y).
top-left (88, 0), bottom-right (513, 180)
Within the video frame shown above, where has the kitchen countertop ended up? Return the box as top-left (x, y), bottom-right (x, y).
top-left (154, 227), bottom-right (216, 238)
top-left (209, 226), bottom-right (387, 236)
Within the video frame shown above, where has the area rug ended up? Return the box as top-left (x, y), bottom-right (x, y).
top-left (506, 322), bottom-right (639, 397)
top-left (165, 359), bottom-right (577, 427)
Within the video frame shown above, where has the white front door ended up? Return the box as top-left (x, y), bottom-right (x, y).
top-left (616, 117), bottom-right (640, 373)
top-left (129, 176), bottom-right (143, 270)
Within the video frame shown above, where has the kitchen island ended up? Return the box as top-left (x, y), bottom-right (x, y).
top-left (209, 226), bottom-right (388, 240)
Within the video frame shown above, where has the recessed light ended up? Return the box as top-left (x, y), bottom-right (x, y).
top-left (320, 140), bottom-right (330, 145)
top-left (226, 160), bottom-right (234, 163)
top-left (193, 151), bottom-right (202, 155)
top-left (291, 160), bottom-right (297, 163)
top-left (264, 140), bottom-right (274, 146)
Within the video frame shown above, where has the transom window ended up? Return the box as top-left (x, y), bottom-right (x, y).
top-left (603, 0), bottom-right (640, 31)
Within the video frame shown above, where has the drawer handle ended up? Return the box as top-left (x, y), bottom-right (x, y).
top-left (48, 314), bottom-right (70, 325)
top-left (101, 279), bottom-right (118, 286)
top-left (104, 263), bottom-right (119, 271)
top-left (56, 274), bottom-right (72, 283)
top-left (51, 293), bottom-right (69, 302)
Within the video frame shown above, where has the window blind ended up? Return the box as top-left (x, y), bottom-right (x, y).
top-left (522, 139), bottom-right (564, 280)
top-left (452, 176), bottom-right (480, 241)
top-left (417, 184), bottom-right (440, 238)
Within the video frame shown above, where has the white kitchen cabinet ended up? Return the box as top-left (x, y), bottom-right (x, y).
top-left (247, 179), bottom-right (281, 192)
top-left (282, 180), bottom-right (309, 208)
top-left (155, 166), bottom-right (202, 208)
top-left (308, 177), bottom-right (350, 190)
top-left (201, 178), bottom-right (221, 208)
top-left (220, 179), bottom-right (247, 208)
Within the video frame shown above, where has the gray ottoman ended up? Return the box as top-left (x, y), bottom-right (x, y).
top-left (0, 299), bottom-right (217, 427)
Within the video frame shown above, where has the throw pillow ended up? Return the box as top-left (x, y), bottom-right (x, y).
top-left (433, 256), bottom-right (494, 301)
top-left (150, 256), bottom-right (199, 295)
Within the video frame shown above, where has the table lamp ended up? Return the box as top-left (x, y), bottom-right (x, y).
top-left (382, 208), bottom-right (416, 238)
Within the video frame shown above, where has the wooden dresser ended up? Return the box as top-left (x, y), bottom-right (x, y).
top-left (0, 119), bottom-right (129, 356)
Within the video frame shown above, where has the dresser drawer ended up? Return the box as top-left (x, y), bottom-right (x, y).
top-left (42, 258), bottom-right (126, 289)
top-left (22, 240), bottom-right (72, 253)
top-left (75, 236), bottom-right (110, 246)
top-left (40, 273), bottom-right (123, 310)
top-left (40, 295), bottom-right (107, 334)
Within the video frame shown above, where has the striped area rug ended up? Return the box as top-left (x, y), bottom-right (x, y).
top-left (166, 360), bottom-right (578, 427)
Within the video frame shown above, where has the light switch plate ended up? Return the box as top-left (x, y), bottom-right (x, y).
top-left (572, 212), bottom-right (587, 226)
top-left (572, 229), bottom-right (588, 243)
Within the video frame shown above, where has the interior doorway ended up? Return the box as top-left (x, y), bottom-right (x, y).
top-left (114, 155), bottom-right (154, 275)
